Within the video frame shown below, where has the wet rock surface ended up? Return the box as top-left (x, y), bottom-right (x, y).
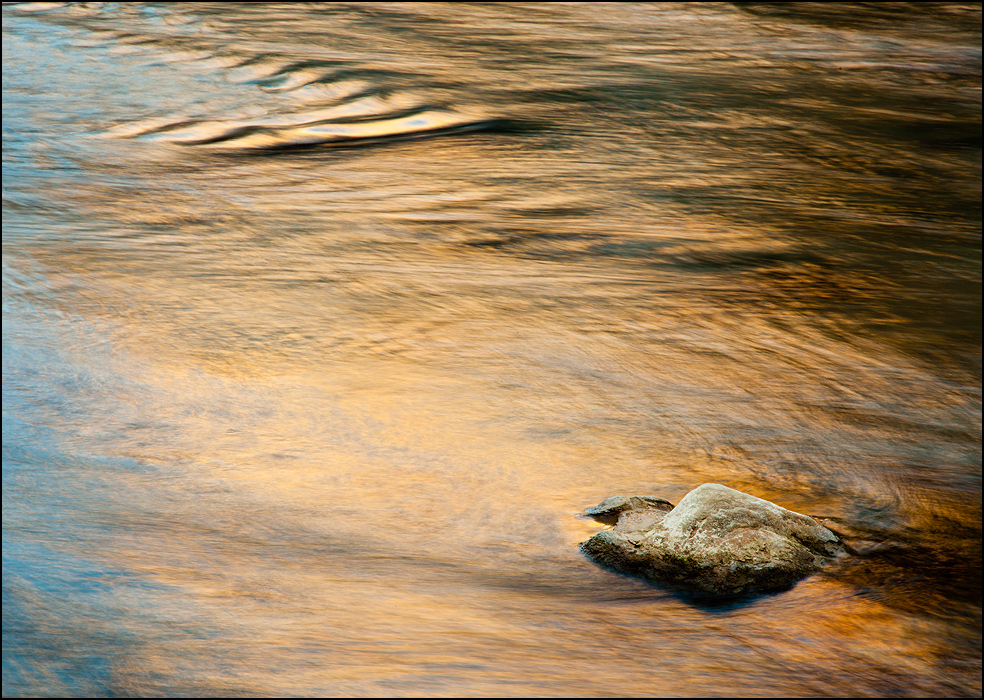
top-left (581, 483), bottom-right (847, 596)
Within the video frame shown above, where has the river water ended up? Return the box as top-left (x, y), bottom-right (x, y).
top-left (2, 2), bottom-right (981, 697)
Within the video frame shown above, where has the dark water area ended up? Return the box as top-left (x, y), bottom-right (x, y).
top-left (2, 2), bottom-right (981, 697)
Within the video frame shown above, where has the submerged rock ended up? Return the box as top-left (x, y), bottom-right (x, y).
top-left (580, 483), bottom-right (846, 596)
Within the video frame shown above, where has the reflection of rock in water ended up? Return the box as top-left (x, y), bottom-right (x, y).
top-left (581, 483), bottom-right (847, 596)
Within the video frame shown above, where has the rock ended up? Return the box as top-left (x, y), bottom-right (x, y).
top-left (582, 495), bottom-right (675, 525)
top-left (580, 483), bottom-right (847, 596)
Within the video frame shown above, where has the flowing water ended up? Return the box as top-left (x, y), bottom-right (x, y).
top-left (2, 2), bottom-right (981, 697)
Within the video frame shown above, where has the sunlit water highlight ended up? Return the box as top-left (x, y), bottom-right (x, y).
top-left (3, 2), bottom-right (981, 697)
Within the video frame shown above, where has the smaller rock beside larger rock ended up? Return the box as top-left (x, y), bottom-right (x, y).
top-left (580, 483), bottom-right (846, 596)
top-left (582, 495), bottom-right (675, 525)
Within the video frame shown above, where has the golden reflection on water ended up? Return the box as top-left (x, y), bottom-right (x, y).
top-left (10, 287), bottom-right (972, 696)
top-left (11, 157), bottom-right (981, 695)
top-left (15, 153), bottom-right (979, 693)
top-left (3, 2), bottom-right (980, 697)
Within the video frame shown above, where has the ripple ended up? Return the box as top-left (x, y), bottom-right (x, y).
top-left (14, 1), bottom-right (506, 153)
top-left (93, 43), bottom-right (501, 152)
top-left (106, 90), bottom-right (496, 150)
top-left (194, 108), bottom-right (498, 150)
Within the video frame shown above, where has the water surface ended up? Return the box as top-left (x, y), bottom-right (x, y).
top-left (3, 2), bottom-right (981, 697)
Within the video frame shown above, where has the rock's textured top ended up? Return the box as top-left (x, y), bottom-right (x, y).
top-left (582, 495), bottom-right (675, 525)
top-left (580, 483), bottom-right (846, 596)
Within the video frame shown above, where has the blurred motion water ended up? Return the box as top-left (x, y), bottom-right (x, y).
top-left (2, 2), bottom-right (981, 697)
